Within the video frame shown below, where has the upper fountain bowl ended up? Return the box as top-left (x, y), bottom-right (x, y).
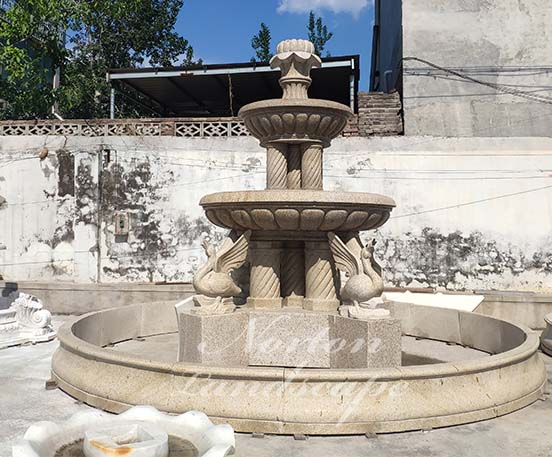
top-left (238, 99), bottom-right (353, 148)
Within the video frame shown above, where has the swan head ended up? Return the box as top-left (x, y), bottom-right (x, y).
top-left (201, 238), bottom-right (216, 259)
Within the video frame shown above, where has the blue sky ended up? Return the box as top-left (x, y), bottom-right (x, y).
top-left (176, 0), bottom-right (375, 90)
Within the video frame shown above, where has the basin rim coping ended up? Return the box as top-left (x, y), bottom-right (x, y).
top-left (199, 189), bottom-right (396, 209)
top-left (56, 303), bottom-right (541, 383)
top-left (238, 98), bottom-right (354, 118)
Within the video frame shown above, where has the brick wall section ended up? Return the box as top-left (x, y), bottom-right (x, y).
top-left (342, 115), bottom-right (359, 136)
top-left (356, 91), bottom-right (403, 136)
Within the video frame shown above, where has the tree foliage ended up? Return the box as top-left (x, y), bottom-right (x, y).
top-left (250, 22), bottom-right (272, 63)
top-left (0, 0), bottom-right (197, 119)
top-left (307, 11), bottom-right (333, 57)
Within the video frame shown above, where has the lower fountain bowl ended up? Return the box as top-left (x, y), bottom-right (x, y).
top-left (200, 190), bottom-right (396, 232)
top-left (51, 300), bottom-right (546, 435)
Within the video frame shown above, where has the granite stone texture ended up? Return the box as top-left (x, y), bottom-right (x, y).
top-left (177, 308), bottom-right (401, 369)
top-left (247, 310), bottom-right (331, 368)
top-left (178, 311), bottom-right (248, 366)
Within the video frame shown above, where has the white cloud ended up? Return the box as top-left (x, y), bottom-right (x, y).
top-left (277, 0), bottom-right (371, 17)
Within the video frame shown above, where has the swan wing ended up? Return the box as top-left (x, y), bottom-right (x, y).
top-left (215, 230), bottom-right (252, 274)
top-left (328, 232), bottom-right (362, 276)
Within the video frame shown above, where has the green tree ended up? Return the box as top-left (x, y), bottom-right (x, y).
top-left (307, 11), bottom-right (333, 57)
top-left (250, 22), bottom-right (272, 63)
top-left (0, 0), bottom-right (77, 119)
top-left (0, 0), bottom-right (198, 119)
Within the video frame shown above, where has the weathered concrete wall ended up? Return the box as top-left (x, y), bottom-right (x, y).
top-left (399, 0), bottom-right (552, 137)
top-left (1, 135), bottom-right (551, 292)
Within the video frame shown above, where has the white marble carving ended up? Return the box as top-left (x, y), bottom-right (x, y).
top-left (13, 405), bottom-right (236, 457)
top-left (0, 293), bottom-right (56, 349)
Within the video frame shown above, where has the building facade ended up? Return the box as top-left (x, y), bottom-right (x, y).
top-left (371, 0), bottom-right (552, 137)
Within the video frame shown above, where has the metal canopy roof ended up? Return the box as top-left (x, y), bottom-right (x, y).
top-left (107, 55), bottom-right (360, 117)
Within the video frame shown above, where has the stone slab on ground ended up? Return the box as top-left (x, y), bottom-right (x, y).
top-left (2, 317), bottom-right (552, 457)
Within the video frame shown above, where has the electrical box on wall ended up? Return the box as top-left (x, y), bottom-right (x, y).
top-left (114, 212), bottom-right (130, 236)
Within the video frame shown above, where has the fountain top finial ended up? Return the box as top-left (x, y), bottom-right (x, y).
top-left (270, 39), bottom-right (321, 99)
top-left (275, 39), bottom-right (315, 55)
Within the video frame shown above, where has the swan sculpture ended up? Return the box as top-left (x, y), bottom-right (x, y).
top-left (192, 230), bottom-right (251, 314)
top-left (328, 232), bottom-right (385, 318)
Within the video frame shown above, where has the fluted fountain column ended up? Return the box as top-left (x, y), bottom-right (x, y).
top-left (301, 143), bottom-right (323, 190)
top-left (303, 241), bottom-right (340, 311)
top-left (247, 241), bottom-right (283, 309)
top-left (266, 144), bottom-right (288, 189)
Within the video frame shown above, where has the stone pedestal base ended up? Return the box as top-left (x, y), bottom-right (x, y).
top-left (176, 308), bottom-right (401, 369)
top-left (177, 312), bottom-right (248, 366)
top-left (303, 298), bottom-right (340, 312)
top-left (247, 311), bottom-right (331, 367)
top-left (282, 296), bottom-right (304, 308)
top-left (246, 297), bottom-right (283, 309)
top-left (330, 315), bottom-right (401, 369)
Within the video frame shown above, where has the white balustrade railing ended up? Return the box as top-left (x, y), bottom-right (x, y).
top-left (0, 118), bottom-right (251, 138)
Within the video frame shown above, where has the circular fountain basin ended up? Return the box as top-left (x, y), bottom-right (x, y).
top-left (200, 190), bottom-right (395, 232)
top-left (51, 300), bottom-right (546, 435)
top-left (238, 99), bottom-right (352, 147)
top-left (541, 313), bottom-right (552, 356)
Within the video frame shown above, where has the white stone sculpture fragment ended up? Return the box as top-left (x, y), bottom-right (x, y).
top-left (13, 405), bottom-right (236, 457)
top-left (328, 232), bottom-right (389, 319)
top-left (192, 230), bottom-right (251, 314)
top-left (0, 292), bottom-right (56, 349)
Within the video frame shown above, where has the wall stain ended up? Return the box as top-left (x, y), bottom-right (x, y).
top-left (241, 157), bottom-right (262, 172)
top-left (75, 158), bottom-right (98, 226)
top-left (346, 158), bottom-right (373, 176)
top-left (376, 227), bottom-right (552, 289)
top-left (100, 159), bottom-right (221, 281)
top-left (57, 149), bottom-right (75, 197)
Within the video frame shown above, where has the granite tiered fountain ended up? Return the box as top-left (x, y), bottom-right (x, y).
top-left (181, 38), bottom-right (401, 370)
top-left (50, 40), bottom-right (546, 437)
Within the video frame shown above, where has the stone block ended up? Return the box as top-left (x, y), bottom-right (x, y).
top-left (303, 298), bottom-right (340, 312)
top-left (177, 311), bottom-right (248, 366)
top-left (406, 305), bottom-right (462, 344)
top-left (177, 309), bottom-right (402, 369)
top-left (330, 316), bottom-right (402, 369)
top-left (248, 311), bottom-right (332, 368)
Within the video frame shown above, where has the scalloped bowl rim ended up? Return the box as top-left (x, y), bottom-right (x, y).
top-left (200, 190), bottom-right (396, 208)
top-left (238, 98), bottom-right (354, 118)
